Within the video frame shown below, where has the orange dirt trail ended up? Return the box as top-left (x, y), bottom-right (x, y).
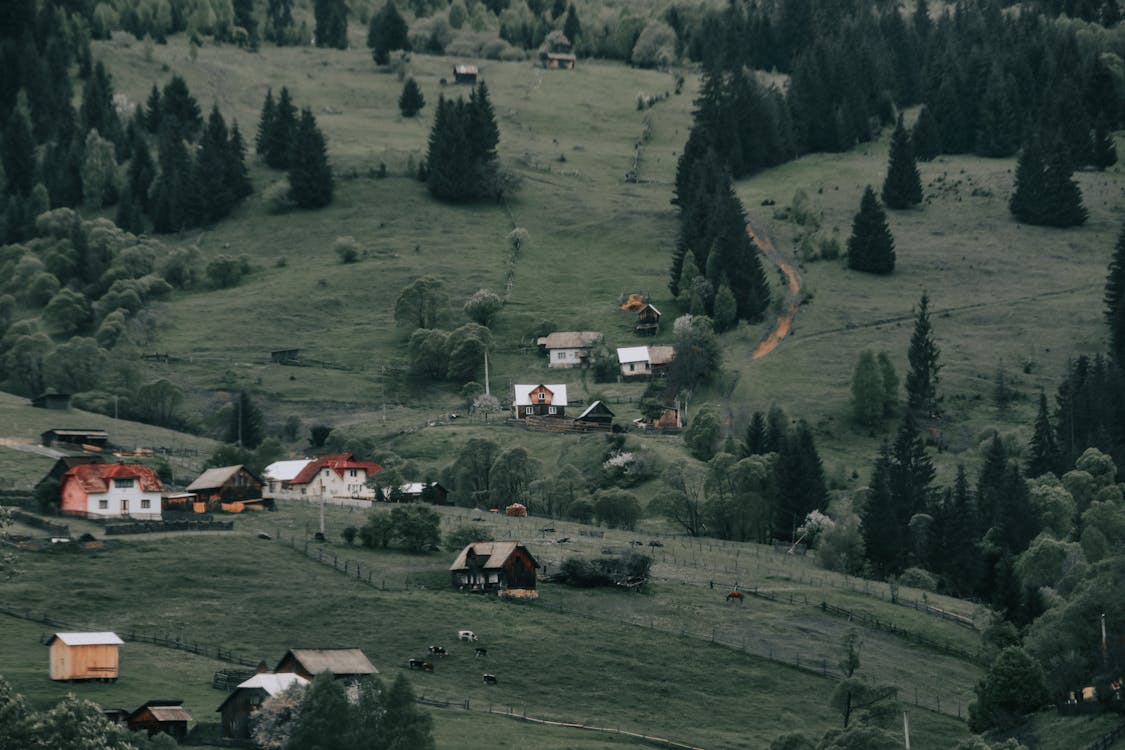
top-left (747, 220), bottom-right (802, 361)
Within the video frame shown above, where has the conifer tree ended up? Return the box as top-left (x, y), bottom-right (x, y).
top-left (467, 81), bottom-right (500, 166)
top-left (399, 77), bottom-right (425, 117)
top-left (974, 64), bottom-right (1020, 158)
top-left (263, 86), bottom-right (297, 169)
top-left (1010, 135), bottom-right (1087, 228)
top-left (976, 432), bottom-right (1008, 529)
top-left (881, 114), bottom-right (922, 209)
top-left (851, 350), bottom-right (885, 427)
top-left (765, 405), bottom-right (787, 453)
top-left (563, 3), bottom-right (581, 45)
top-left (233, 0), bottom-right (258, 45)
top-left (382, 673), bottom-right (436, 749)
top-left (1, 107), bottom-right (35, 196)
top-left (942, 466), bottom-right (980, 595)
top-left (742, 411), bottom-right (767, 456)
top-left (314, 0), bottom-right (348, 49)
top-left (287, 672), bottom-right (351, 750)
top-left (149, 122), bottom-right (193, 234)
top-left (255, 88), bottom-right (275, 158)
top-left (846, 186), bottom-right (895, 274)
top-left (773, 420), bottom-right (827, 541)
top-left (425, 96), bottom-right (467, 200)
top-left (288, 107), bottom-right (333, 209)
top-left (1105, 224), bottom-right (1125, 365)
top-left (265, 0), bottom-right (296, 43)
top-left (1025, 392), bottom-right (1061, 478)
top-left (911, 105), bottom-right (940, 162)
top-left (226, 122), bottom-right (252, 200)
top-left (160, 75), bottom-right (203, 143)
top-left (367, 0), bottom-right (410, 65)
top-left (143, 84), bottom-right (162, 133)
top-left (905, 292), bottom-right (941, 416)
top-left (195, 105), bottom-right (235, 224)
top-left (126, 127), bottom-right (155, 212)
top-left (889, 412), bottom-right (935, 519)
top-left (79, 61), bottom-right (123, 150)
top-left (862, 441), bottom-right (904, 576)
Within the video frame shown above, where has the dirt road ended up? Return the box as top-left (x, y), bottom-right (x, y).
top-left (747, 219), bottom-right (802, 360)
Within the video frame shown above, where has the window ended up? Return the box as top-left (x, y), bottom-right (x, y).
top-left (548, 406), bottom-right (557, 415)
top-left (141, 499), bottom-right (151, 509)
top-left (349, 469), bottom-right (357, 477)
top-left (114, 478), bottom-right (134, 489)
top-left (537, 391), bottom-right (546, 401)
top-left (488, 573), bottom-right (499, 583)
top-left (98, 499), bottom-right (108, 509)
top-left (525, 407), bottom-right (533, 415)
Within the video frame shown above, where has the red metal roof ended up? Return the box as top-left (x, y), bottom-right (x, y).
top-left (63, 463), bottom-right (164, 493)
top-left (289, 454), bottom-right (382, 486)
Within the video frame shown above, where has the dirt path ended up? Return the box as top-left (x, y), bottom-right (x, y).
top-left (746, 218), bottom-right (802, 360)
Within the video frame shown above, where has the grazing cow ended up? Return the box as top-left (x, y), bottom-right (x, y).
top-left (422, 662), bottom-right (434, 672)
top-left (482, 673), bottom-right (498, 685)
top-left (726, 591), bottom-right (745, 603)
top-left (429, 645), bottom-right (448, 657)
top-left (474, 647), bottom-right (487, 658)
top-left (458, 630), bottom-right (478, 642)
top-left (408, 658), bottom-right (425, 669)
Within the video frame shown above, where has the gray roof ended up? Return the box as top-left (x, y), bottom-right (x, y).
top-left (48, 632), bottom-right (124, 646)
top-left (513, 384), bottom-right (568, 406)
top-left (276, 648), bottom-right (378, 676)
top-left (449, 541), bottom-right (538, 571)
top-left (186, 465), bottom-right (247, 492)
top-left (536, 331), bottom-right (602, 350)
top-left (576, 400), bottom-right (614, 420)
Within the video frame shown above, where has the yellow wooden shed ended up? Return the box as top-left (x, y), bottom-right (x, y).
top-left (47, 632), bottom-right (124, 681)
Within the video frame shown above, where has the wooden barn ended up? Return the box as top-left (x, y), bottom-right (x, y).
top-left (41, 428), bottom-right (109, 450)
top-left (31, 392), bottom-right (71, 410)
top-left (127, 700), bottom-right (191, 741)
top-left (273, 648), bottom-right (379, 681)
top-left (634, 303), bottom-right (662, 335)
top-left (542, 51), bottom-right (576, 69)
top-left (450, 541), bottom-right (539, 594)
top-left (184, 464), bottom-right (268, 511)
top-left (453, 63), bottom-right (478, 83)
top-left (47, 632), bottom-right (124, 681)
top-left (217, 673), bottom-right (309, 740)
top-left (574, 400), bottom-right (615, 426)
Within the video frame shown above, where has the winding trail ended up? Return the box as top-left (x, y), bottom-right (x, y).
top-left (746, 218), bottom-right (803, 360)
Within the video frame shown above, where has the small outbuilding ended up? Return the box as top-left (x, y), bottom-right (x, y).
top-left (185, 464), bottom-right (268, 511)
top-left (450, 541), bottom-right (539, 594)
top-left (453, 64), bottom-right (478, 83)
top-left (40, 428), bottom-right (110, 450)
top-left (274, 648), bottom-right (379, 681)
top-left (127, 700), bottom-right (191, 741)
top-left (31, 392), bottom-right (72, 410)
top-left (574, 400), bottom-right (615, 426)
top-left (536, 331), bottom-right (603, 369)
top-left (47, 632), bottom-right (124, 681)
top-left (217, 673), bottom-right (309, 740)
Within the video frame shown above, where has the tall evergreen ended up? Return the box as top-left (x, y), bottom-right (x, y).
top-left (255, 88), bottom-right (275, 157)
top-left (1, 106), bottom-right (35, 196)
top-left (399, 77), bottom-right (425, 117)
top-left (227, 391), bottom-right (265, 448)
top-left (974, 63), bottom-right (1020, 158)
top-left (263, 86), bottom-right (297, 169)
top-left (288, 107), bottom-right (333, 209)
top-left (943, 466), bottom-right (981, 595)
top-left (195, 105), bottom-right (235, 224)
top-left (287, 672), bottom-right (351, 750)
top-left (143, 84), bottom-right (162, 133)
top-left (889, 412), bottom-right (935, 520)
top-left (1025, 392), bottom-right (1061, 478)
top-left (160, 75), bottom-right (203, 142)
top-left (563, 3), bottom-right (581, 45)
top-left (773, 420), bottom-right (828, 540)
top-left (976, 432), bottom-right (1009, 528)
top-left (233, 0), bottom-right (258, 45)
top-left (742, 411), bottom-right (767, 455)
top-left (911, 105), bottom-right (940, 162)
top-left (1010, 134), bottom-right (1087, 228)
top-left (79, 61), bottom-right (123, 151)
top-left (905, 292), bottom-right (941, 416)
top-left (265, 0), bottom-right (296, 43)
top-left (226, 122), bottom-right (252, 200)
top-left (149, 122), bottom-right (193, 234)
top-left (882, 114), bottom-right (922, 209)
top-left (367, 0), bottom-right (410, 65)
top-left (314, 0), bottom-right (348, 49)
top-left (862, 441), bottom-right (905, 576)
top-left (425, 83), bottom-right (501, 201)
top-left (1105, 224), bottom-right (1125, 365)
top-left (846, 186), bottom-right (896, 274)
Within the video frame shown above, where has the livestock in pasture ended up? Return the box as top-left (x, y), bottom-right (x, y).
top-left (408, 658), bottom-right (426, 669)
top-left (482, 673), bottom-right (498, 684)
top-left (474, 647), bottom-right (487, 657)
top-left (458, 630), bottom-right (478, 642)
top-left (429, 645), bottom-right (448, 657)
top-left (726, 591), bottom-right (744, 603)
top-left (423, 662), bottom-right (434, 672)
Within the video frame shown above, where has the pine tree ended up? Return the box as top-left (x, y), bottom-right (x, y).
top-left (773, 420), bottom-right (827, 541)
top-left (255, 88), bottom-right (275, 158)
top-left (287, 672), bottom-right (351, 750)
top-left (399, 77), bottom-right (425, 117)
top-left (1, 107), bottom-right (35, 196)
top-left (381, 673), bottom-right (436, 749)
top-left (862, 441), bottom-right (905, 577)
top-left (1010, 134), bottom-right (1087, 228)
top-left (846, 186), bottom-right (896, 274)
top-left (889, 412), bottom-right (935, 519)
top-left (563, 3), bottom-right (581, 45)
top-left (266, 0), bottom-right (296, 44)
top-left (233, 0), bottom-right (258, 45)
top-left (144, 84), bottom-right (162, 133)
top-left (264, 87), bottom-right (297, 169)
top-left (425, 96), bottom-right (467, 200)
top-left (882, 114), bottom-right (922, 209)
top-left (467, 81), bottom-right (499, 166)
top-left (765, 404), bottom-right (787, 453)
top-left (226, 122), bottom-right (252, 200)
top-left (226, 391), bottom-right (265, 448)
top-left (911, 105), bottom-right (940, 162)
top-left (288, 108), bottom-right (333, 209)
top-left (1025, 392), bottom-right (1061, 478)
top-left (942, 466), bottom-right (981, 595)
top-left (160, 75), bottom-right (203, 142)
top-left (1107, 225), bottom-right (1125, 365)
top-left (367, 0), bottom-right (410, 65)
top-left (314, 0), bottom-right (348, 49)
top-left (976, 432), bottom-right (1008, 529)
top-left (79, 61), bottom-right (123, 150)
top-left (905, 292), bottom-right (941, 416)
top-left (742, 411), bottom-right (767, 456)
top-left (149, 122), bottom-right (192, 234)
top-left (195, 105), bottom-right (235, 224)
top-left (974, 64), bottom-right (1020, 158)
top-left (127, 126), bottom-right (155, 212)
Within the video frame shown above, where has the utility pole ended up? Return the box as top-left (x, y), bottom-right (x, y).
top-left (484, 348), bottom-right (491, 396)
top-left (1102, 612), bottom-right (1108, 669)
top-left (903, 711), bottom-right (910, 750)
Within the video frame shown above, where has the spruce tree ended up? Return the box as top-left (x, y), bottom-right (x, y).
top-left (563, 3), bottom-right (581, 45)
top-left (288, 108), bottom-right (333, 209)
top-left (287, 672), bottom-right (351, 750)
top-left (314, 0), bottom-right (348, 49)
top-left (846, 186), bottom-right (896, 274)
top-left (264, 86), bottom-right (297, 169)
top-left (425, 96), bottom-right (468, 200)
top-left (742, 411), bottom-right (767, 456)
top-left (851, 350), bottom-right (885, 427)
top-left (144, 84), bottom-right (162, 133)
top-left (195, 105), bottom-right (235, 224)
top-left (467, 81), bottom-right (499, 167)
top-left (255, 88), bottom-right (275, 158)
top-left (367, 0), bottom-right (410, 65)
top-left (862, 441), bottom-right (905, 577)
top-left (233, 0), bottom-right (258, 45)
top-left (911, 105), bottom-right (940, 162)
top-left (905, 292), bottom-right (941, 416)
top-left (149, 122), bottom-right (192, 234)
top-left (1010, 134), bottom-right (1087, 228)
top-left (1025, 392), bottom-right (1061, 478)
top-left (399, 77), bottom-right (425, 117)
top-left (881, 114), bottom-right (922, 209)
top-left (1107, 225), bottom-right (1125, 365)
top-left (889, 412), bottom-right (935, 519)
top-left (1, 107), bottom-right (35, 196)
top-left (265, 0), bottom-right (295, 43)
top-left (773, 420), bottom-right (827, 541)
top-left (226, 122), bottom-right (253, 200)
top-left (79, 61), bottom-right (123, 150)
top-left (160, 75), bottom-right (203, 143)
top-left (974, 64), bottom-right (1020, 158)
top-left (943, 466), bottom-right (981, 596)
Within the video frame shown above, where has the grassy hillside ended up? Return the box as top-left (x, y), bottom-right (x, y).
top-left (0, 503), bottom-right (982, 749)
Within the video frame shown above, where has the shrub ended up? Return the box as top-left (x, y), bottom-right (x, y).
top-left (264, 179), bottom-right (295, 214)
top-left (334, 236), bottom-right (361, 263)
top-left (206, 256), bottom-right (244, 289)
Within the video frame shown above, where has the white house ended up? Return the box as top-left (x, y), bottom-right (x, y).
top-left (58, 463), bottom-right (163, 520)
top-left (264, 454), bottom-right (382, 500)
top-left (616, 345), bottom-right (674, 377)
top-left (536, 331), bottom-right (603, 369)
top-left (261, 459), bottom-right (314, 498)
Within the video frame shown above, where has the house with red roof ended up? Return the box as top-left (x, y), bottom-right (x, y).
top-left (59, 463), bottom-right (164, 519)
top-left (280, 454), bottom-right (382, 500)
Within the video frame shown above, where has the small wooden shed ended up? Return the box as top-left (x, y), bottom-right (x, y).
top-left (217, 673), bottom-right (309, 740)
top-left (453, 64), bottom-right (478, 83)
top-left (450, 541), bottom-right (539, 593)
top-left (127, 700), bottom-right (191, 741)
top-left (47, 632), bottom-right (124, 681)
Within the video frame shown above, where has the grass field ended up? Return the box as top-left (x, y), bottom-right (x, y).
top-left (0, 502), bottom-right (984, 749)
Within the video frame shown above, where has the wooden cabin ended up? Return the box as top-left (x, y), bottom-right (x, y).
top-left (542, 51), bottom-right (576, 69)
top-left (574, 400), bottom-right (615, 426)
top-left (127, 700), bottom-right (191, 741)
top-left (450, 541), bottom-right (539, 594)
top-left (453, 64), bottom-right (478, 83)
top-left (634, 303), bottom-right (662, 335)
top-left (512, 384), bottom-right (568, 419)
top-left (274, 648), bottom-right (379, 681)
top-left (536, 331), bottom-right (602, 369)
top-left (217, 673), bottom-right (309, 740)
top-left (185, 464), bottom-right (268, 511)
top-left (40, 428), bottom-right (109, 450)
top-left (31, 392), bottom-right (71, 410)
top-left (47, 632), bottom-right (124, 681)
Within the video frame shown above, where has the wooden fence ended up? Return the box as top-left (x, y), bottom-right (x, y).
top-left (104, 520), bottom-right (234, 535)
top-left (9, 509), bottom-right (69, 537)
top-left (1088, 722), bottom-right (1125, 750)
top-left (817, 601), bottom-right (979, 662)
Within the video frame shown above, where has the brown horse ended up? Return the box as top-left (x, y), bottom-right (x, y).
top-left (725, 591), bottom-right (744, 603)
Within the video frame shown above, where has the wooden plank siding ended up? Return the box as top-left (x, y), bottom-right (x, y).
top-left (50, 641), bottom-right (119, 680)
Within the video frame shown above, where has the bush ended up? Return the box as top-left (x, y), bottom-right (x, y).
top-left (334, 236), bottom-right (361, 263)
top-left (555, 551), bottom-right (651, 588)
top-left (897, 566), bottom-right (937, 591)
top-left (206, 256), bottom-right (244, 289)
top-left (444, 524), bottom-right (494, 551)
top-left (264, 179), bottom-right (295, 214)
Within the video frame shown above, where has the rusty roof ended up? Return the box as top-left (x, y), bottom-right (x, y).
top-left (536, 331), bottom-right (602, 350)
top-left (449, 541), bottom-right (539, 571)
top-left (62, 463), bottom-right (163, 494)
top-left (275, 648), bottom-right (378, 676)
